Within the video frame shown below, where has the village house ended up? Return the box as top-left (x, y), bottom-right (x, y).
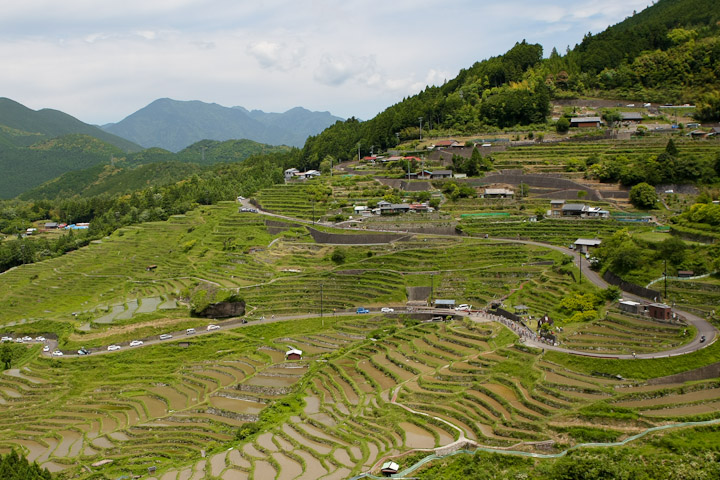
top-left (480, 187), bottom-right (514, 199)
top-left (381, 461), bottom-right (399, 476)
top-left (549, 200), bottom-right (565, 217)
top-left (648, 303), bottom-right (672, 321)
top-left (433, 139), bottom-right (460, 149)
top-left (619, 300), bottom-right (642, 315)
top-left (433, 299), bottom-right (456, 309)
top-left (379, 203), bottom-right (411, 215)
top-left (621, 112), bottom-right (644, 123)
top-left (284, 168), bottom-right (299, 181)
top-left (570, 116), bottom-right (603, 128)
top-left (430, 169), bottom-right (453, 179)
top-left (284, 168), bottom-right (321, 181)
top-left (285, 348), bottom-right (303, 361)
top-left (407, 169), bottom-right (433, 180)
top-left (562, 203), bottom-right (587, 216)
top-left (573, 238), bottom-right (602, 254)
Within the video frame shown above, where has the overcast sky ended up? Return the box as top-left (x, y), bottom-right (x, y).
top-left (0, 0), bottom-right (652, 125)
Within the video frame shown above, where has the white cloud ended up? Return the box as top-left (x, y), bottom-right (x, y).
top-left (247, 40), bottom-right (304, 71)
top-left (314, 53), bottom-right (377, 87)
top-left (0, 0), bottom-right (655, 124)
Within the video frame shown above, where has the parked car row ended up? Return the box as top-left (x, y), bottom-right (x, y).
top-left (29, 323), bottom-right (227, 358)
top-left (1, 335), bottom-right (47, 343)
top-left (239, 207), bottom-right (258, 213)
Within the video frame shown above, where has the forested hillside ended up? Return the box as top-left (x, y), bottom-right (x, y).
top-left (299, 0), bottom-right (720, 169)
top-left (300, 40), bottom-right (550, 168)
top-left (552, 0), bottom-right (720, 111)
top-left (17, 139), bottom-right (291, 200)
top-left (0, 97), bottom-right (140, 151)
top-left (0, 151), bottom-right (293, 272)
top-left (0, 135), bottom-right (125, 199)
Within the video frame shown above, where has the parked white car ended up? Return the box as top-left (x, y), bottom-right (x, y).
top-left (159, 334), bottom-right (172, 340)
top-left (1, 336), bottom-right (12, 342)
top-left (52, 350), bottom-right (63, 356)
top-left (455, 304), bottom-right (472, 311)
top-left (43, 345), bottom-right (50, 352)
top-left (129, 340), bottom-right (144, 347)
top-left (22, 336), bottom-right (33, 342)
top-left (381, 307), bottom-right (394, 313)
top-left (107, 345), bottom-right (121, 351)
top-left (35, 336), bottom-right (46, 342)
top-left (207, 324), bottom-right (220, 331)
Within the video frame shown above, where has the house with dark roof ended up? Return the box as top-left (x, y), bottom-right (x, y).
top-left (431, 170), bottom-right (453, 179)
top-left (562, 203), bottom-right (588, 216)
top-left (379, 203), bottom-right (411, 215)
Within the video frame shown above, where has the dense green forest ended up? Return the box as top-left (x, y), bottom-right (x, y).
top-left (586, 139), bottom-right (720, 186)
top-left (0, 134), bottom-right (290, 200)
top-left (0, 451), bottom-right (50, 480)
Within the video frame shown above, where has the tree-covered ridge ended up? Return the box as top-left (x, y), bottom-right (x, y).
top-left (174, 138), bottom-right (291, 165)
top-left (0, 450), bottom-right (51, 480)
top-left (0, 97), bottom-right (140, 151)
top-left (3, 135), bottom-right (291, 201)
top-left (301, 41), bottom-right (549, 167)
top-left (299, 0), bottom-right (720, 170)
top-left (542, 0), bottom-right (720, 103)
top-left (18, 161), bottom-right (203, 200)
top-left (569, 0), bottom-right (720, 75)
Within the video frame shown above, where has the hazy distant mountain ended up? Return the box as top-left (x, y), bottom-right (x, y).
top-left (0, 97), bottom-right (141, 151)
top-left (102, 98), bottom-right (343, 152)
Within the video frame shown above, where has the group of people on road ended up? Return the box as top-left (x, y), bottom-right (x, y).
top-left (474, 311), bottom-right (542, 343)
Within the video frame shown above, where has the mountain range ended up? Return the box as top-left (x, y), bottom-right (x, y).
top-left (101, 98), bottom-right (344, 152)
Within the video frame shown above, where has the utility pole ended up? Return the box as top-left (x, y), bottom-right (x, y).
top-left (430, 274), bottom-right (434, 305)
top-left (418, 117), bottom-right (423, 140)
top-left (320, 284), bottom-right (324, 323)
top-left (664, 259), bottom-right (668, 300)
top-left (579, 253), bottom-right (582, 284)
top-left (312, 199), bottom-right (315, 225)
top-left (357, 143), bottom-right (361, 162)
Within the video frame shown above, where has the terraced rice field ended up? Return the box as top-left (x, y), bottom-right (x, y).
top-left (2, 191), bottom-right (718, 478)
top-left (2, 307), bottom-right (719, 478)
top-left (254, 183), bottom-right (333, 221)
top-left (491, 137), bottom-right (719, 174)
top-left (460, 217), bottom-right (649, 245)
top-left (557, 312), bottom-right (690, 354)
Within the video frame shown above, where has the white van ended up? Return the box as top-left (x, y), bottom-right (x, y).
top-left (186, 328), bottom-right (196, 335)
